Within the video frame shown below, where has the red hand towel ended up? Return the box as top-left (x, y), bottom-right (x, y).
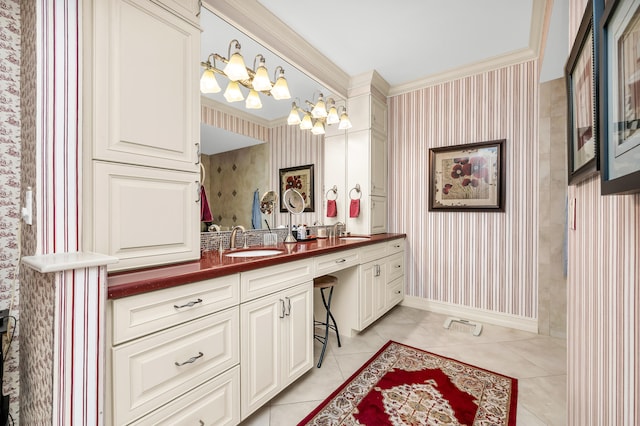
top-left (349, 198), bottom-right (360, 218)
top-left (326, 199), bottom-right (337, 217)
top-left (200, 185), bottom-right (213, 222)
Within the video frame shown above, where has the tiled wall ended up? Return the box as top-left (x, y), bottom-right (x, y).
top-left (538, 77), bottom-right (568, 338)
top-left (202, 143), bottom-right (269, 229)
top-left (567, 0), bottom-right (640, 423)
top-left (0, 0), bottom-right (21, 421)
top-left (388, 61), bottom-right (539, 319)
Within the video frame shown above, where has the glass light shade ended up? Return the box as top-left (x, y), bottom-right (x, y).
top-left (224, 52), bottom-right (250, 81)
top-left (271, 73), bottom-right (291, 100)
top-left (252, 65), bottom-right (272, 91)
top-left (287, 106), bottom-right (301, 125)
top-left (299, 113), bottom-right (313, 130)
top-left (245, 89), bottom-right (262, 109)
top-left (326, 106), bottom-right (339, 124)
top-left (223, 81), bottom-right (244, 102)
top-left (311, 120), bottom-right (326, 135)
top-left (311, 97), bottom-right (327, 118)
top-left (338, 112), bottom-right (352, 130)
top-left (200, 69), bottom-right (221, 93)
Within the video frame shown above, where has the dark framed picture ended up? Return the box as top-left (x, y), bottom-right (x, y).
top-left (599, 0), bottom-right (640, 195)
top-left (428, 139), bottom-right (506, 212)
top-left (566, 0), bottom-right (598, 185)
top-left (279, 164), bottom-right (315, 212)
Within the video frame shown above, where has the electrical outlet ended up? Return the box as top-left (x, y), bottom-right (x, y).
top-left (0, 309), bottom-right (8, 335)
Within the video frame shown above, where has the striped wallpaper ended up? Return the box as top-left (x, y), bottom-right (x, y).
top-left (567, 1), bottom-right (640, 424)
top-left (269, 123), bottom-right (325, 228)
top-left (201, 103), bottom-right (270, 142)
top-left (19, 2), bottom-right (109, 424)
top-left (388, 61), bottom-right (539, 319)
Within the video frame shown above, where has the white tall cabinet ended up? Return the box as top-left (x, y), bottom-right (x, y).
top-left (84, 0), bottom-right (201, 271)
top-left (324, 71), bottom-right (390, 234)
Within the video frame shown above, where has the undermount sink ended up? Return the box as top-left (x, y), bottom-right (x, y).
top-left (225, 249), bottom-right (284, 258)
top-left (339, 236), bottom-right (372, 241)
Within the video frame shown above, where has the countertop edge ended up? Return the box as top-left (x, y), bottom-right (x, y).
top-left (107, 233), bottom-right (405, 299)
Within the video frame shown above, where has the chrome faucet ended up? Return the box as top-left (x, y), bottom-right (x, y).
top-left (332, 222), bottom-right (344, 238)
top-left (230, 225), bottom-right (246, 250)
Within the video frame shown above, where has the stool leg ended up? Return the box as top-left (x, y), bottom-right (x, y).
top-left (322, 286), bottom-right (341, 348)
top-left (317, 286), bottom-right (332, 368)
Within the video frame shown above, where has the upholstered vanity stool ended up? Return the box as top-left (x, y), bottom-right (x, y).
top-left (313, 274), bottom-right (342, 367)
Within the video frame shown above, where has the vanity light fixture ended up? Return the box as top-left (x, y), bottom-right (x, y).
top-left (200, 39), bottom-right (291, 108)
top-left (287, 94), bottom-right (352, 134)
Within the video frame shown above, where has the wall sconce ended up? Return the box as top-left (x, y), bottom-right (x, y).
top-left (200, 39), bottom-right (291, 109)
top-left (287, 94), bottom-right (352, 135)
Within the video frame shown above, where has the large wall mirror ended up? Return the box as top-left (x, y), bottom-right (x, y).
top-left (199, 5), bottom-right (340, 231)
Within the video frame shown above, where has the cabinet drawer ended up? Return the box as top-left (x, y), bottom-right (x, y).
top-left (386, 253), bottom-right (404, 283)
top-left (386, 276), bottom-right (404, 308)
top-left (130, 366), bottom-right (240, 425)
top-left (112, 307), bottom-right (239, 425)
top-left (111, 274), bottom-right (240, 344)
top-left (313, 248), bottom-right (359, 276)
top-left (387, 238), bottom-right (405, 255)
top-left (358, 242), bottom-right (388, 263)
top-left (241, 259), bottom-right (313, 302)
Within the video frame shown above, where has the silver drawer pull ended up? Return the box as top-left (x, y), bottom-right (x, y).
top-left (395, 290), bottom-right (401, 294)
top-left (395, 264), bottom-right (402, 269)
top-left (393, 244), bottom-right (401, 248)
top-left (174, 298), bottom-right (203, 309)
top-left (335, 258), bottom-right (346, 264)
top-left (175, 351), bottom-right (204, 367)
top-left (199, 421), bottom-right (204, 426)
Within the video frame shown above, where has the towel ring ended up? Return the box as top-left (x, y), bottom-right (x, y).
top-left (326, 185), bottom-right (338, 200)
top-left (349, 184), bottom-right (362, 200)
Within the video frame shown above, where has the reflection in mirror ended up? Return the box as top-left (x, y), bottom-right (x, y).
top-left (199, 5), bottom-right (337, 231)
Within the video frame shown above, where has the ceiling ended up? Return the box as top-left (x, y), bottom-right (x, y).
top-left (200, 0), bottom-right (567, 154)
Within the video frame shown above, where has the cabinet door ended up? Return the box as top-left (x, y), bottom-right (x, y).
top-left (371, 131), bottom-right (387, 196)
top-left (93, 161), bottom-right (200, 271)
top-left (282, 282), bottom-right (314, 386)
top-left (93, 0), bottom-right (200, 172)
top-left (358, 261), bottom-right (377, 330)
top-left (371, 196), bottom-right (388, 234)
top-left (240, 293), bottom-right (282, 419)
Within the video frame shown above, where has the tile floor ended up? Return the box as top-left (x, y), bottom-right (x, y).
top-left (241, 305), bottom-right (567, 425)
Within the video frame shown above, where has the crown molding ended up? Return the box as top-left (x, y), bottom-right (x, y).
top-left (388, 0), bottom-right (548, 96)
top-left (202, 0), bottom-right (350, 99)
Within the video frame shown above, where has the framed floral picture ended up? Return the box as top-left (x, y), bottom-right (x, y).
top-left (279, 164), bottom-right (315, 212)
top-left (428, 139), bottom-right (506, 212)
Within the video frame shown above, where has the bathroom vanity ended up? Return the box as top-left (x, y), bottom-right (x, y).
top-left (106, 233), bottom-right (405, 425)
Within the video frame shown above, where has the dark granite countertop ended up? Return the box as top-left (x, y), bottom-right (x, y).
top-left (108, 233), bottom-right (405, 299)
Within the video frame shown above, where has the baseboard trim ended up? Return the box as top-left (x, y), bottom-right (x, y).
top-left (400, 296), bottom-right (538, 333)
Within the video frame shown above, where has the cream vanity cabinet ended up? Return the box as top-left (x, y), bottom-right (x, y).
top-left (239, 260), bottom-right (314, 419)
top-left (107, 274), bottom-right (241, 425)
top-left (357, 239), bottom-right (405, 331)
top-left (85, 0), bottom-right (201, 271)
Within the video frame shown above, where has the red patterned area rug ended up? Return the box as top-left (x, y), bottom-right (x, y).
top-left (298, 341), bottom-right (517, 426)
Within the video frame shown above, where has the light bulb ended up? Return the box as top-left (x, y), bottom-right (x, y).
top-left (287, 105), bottom-right (301, 125)
top-left (224, 52), bottom-right (250, 81)
top-left (311, 94), bottom-right (327, 118)
top-left (245, 89), bottom-right (262, 109)
top-left (311, 120), bottom-right (326, 135)
top-left (271, 69), bottom-right (291, 100)
top-left (338, 112), bottom-right (352, 130)
top-left (252, 64), bottom-right (272, 91)
top-left (326, 106), bottom-right (339, 124)
top-left (200, 69), bottom-right (221, 93)
top-left (299, 113), bottom-right (313, 130)
top-left (223, 81), bottom-right (244, 102)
